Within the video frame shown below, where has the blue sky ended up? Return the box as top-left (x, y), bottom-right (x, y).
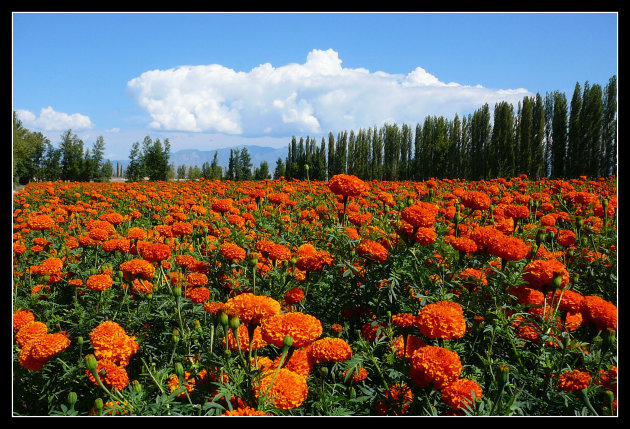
top-left (12, 12), bottom-right (618, 161)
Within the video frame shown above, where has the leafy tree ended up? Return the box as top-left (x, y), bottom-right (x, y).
top-left (530, 93), bottom-right (546, 179)
top-left (100, 160), bottom-right (113, 182)
top-left (39, 142), bottom-right (62, 182)
top-left (254, 161), bottom-right (271, 180)
top-left (126, 141), bottom-right (144, 182)
top-left (177, 165), bottom-right (187, 180)
top-left (469, 104), bottom-right (491, 180)
top-left (90, 136), bottom-right (106, 181)
top-left (13, 113), bottom-right (48, 185)
top-left (59, 129), bottom-right (85, 181)
top-left (141, 137), bottom-right (171, 181)
top-left (274, 157), bottom-right (286, 180)
top-left (602, 75), bottom-right (617, 176)
top-left (551, 91), bottom-right (569, 178)
top-left (567, 82), bottom-right (583, 177)
top-left (239, 147), bottom-right (253, 180)
top-left (489, 101), bottom-right (515, 178)
top-left (581, 83), bottom-right (604, 177)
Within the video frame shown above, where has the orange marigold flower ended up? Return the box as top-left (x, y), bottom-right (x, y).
top-left (253, 368), bottom-right (308, 410)
top-left (18, 340), bottom-right (47, 371)
top-left (13, 309), bottom-right (35, 331)
top-left (416, 301), bottom-right (467, 340)
top-left (167, 371), bottom-right (197, 398)
top-left (401, 202), bottom-right (439, 228)
top-left (86, 359), bottom-right (130, 391)
top-left (220, 242), bottom-right (247, 263)
top-left (34, 257), bottom-right (64, 276)
top-left (284, 287), bottom-right (305, 306)
top-left (260, 312), bottom-right (322, 348)
top-left (186, 272), bottom-right (208, 287)
top-left (203, 301), bottom-right (226, 315)
top-left (441, 378), bottom-right (483, 410)
top-left (267, 243), bottom-right (292, 262)
top-left (461, 191), bottom-right (491, 211)
top-left (411, 225), bottom-right (437, 247)
top-left (343, 366), bottom-right (369, 383)
top-left (328, 174), bottom-right (368, 198)
top-left (126, 227), bottom-right (148, 241)
top-left (556, 229), bottom-right (576, 247)
top-left (470, 226), bottom-right (504, 250)
top-left (28, 332), bottom-right (70, 363)
top-left (224, 293), bottom-right (281, 326)
top-left (186, 286), bottom-right (211, 303)
top-left (375, 383), bottom-right (414, 416)
top-left (15, 321), bottom-right (48, 348)
top-left (446, 236), bottom-right (479, 254)
top-left (137, 241), bottom-right (172, 263)
top-left (409, 345), bottom-right (462, 389)
top-left (308, 337), bottom-right (352, 364)
top-left (548, 289), bottom-right (584, 313)
top-left (522, 259), bottom-right (570, 290)
top-left (172, 221), bottom-right (194, 237)
top-left (86, 274), bottom-right (114, 291)
top-left (557, 369), bottom-right (591, 393)
top-left (27, 214), bottom-right (55, 230)
top-left (503, 204), bottom-right (530, 219)
top-left (120, 258), bottom-right (156, 281)
top-left (89, 321), bottom-right (139, 367)
top-left (510, 286), bottom-right (544, 307)
top-left (356, 239), bottom-right (388, 263)
top-left (487, 234), bottom-right (530, 262)
top-left (211, 198), bottom-right (234, 213)
top-left (581, 296), bottom-right (617, 331)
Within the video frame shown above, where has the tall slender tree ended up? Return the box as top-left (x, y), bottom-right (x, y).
top-left (551, 91), bottom-right (569, 178)
top-left (602, 75), bottom-right (617, 176)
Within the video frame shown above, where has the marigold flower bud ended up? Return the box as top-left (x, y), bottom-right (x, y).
top-left (77, 336), bottom-right (83, 346)
top-left (67, 392), bottom-right (77, 408)
top-left (85, 354), bottom-right (98, 372)
top-left (497, 363), bottom-right (509, 387)
top-left (174, 362), bottom-right (184, 379)
top-left (219, 312), bottom-right (229, 327)
top-left (229, 315), bottom-right (240, 331)
top-left (132, 380), bottom-right (142, 394)
top-left (283, 335), bottom-right (294, 348)
top-left (172, 286), bottom-right (181, 297)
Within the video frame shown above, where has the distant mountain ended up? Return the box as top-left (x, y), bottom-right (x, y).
top-left (108, 145), bottom-right (288, 172)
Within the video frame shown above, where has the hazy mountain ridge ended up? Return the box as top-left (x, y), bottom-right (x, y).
top-left (108, 145), bottom-right (288, 171)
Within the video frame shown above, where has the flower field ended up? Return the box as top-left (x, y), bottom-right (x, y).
top-left (12, 174), bottom-right (617, 416)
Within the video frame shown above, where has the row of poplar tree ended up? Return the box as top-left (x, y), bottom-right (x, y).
top-left (282, 75), bottom-right (617, 182)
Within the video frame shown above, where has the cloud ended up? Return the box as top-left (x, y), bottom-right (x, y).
top-left (16, 106), bottom-right (94, 131)
top-left (126, 48), bottom-right (531, 137)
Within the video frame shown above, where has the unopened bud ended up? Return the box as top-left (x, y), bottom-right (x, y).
top-left (174, 362), bottom-right (184, 379)
top-left (219, 311), bottom-right (229, 327)
top-left (67, 391), bottom-right (77, 408)
top-left (604, 328), bottom-right (616, 348)
top-left (229, 315), bottom-right (240, 331)
top-left (552, 272), bottom-right (563, 290)
top-left (283, 335), bottom-right (294, 348)
top-left (172, 286), bottom-right (181, 297)
top-left (497, 363), bottom-right (509, 387)
top-left (194, 320), bottom-right (203, 336)
top-left (77, 336), bottom-right (83, 346)
top-left (94, 397), bottom-right (103, 414)
top-left (85, 354), bottom-right (98, 372)
top-left (131, 379), bottom-right (142, 394)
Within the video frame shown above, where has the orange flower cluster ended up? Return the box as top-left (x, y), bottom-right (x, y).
top-left (409, 345), bottom-right (462, 389)
top-left (415, 301), bottom-right (467, 340)
top-left (295, 243), bottom-right (334, 272)
top-left (375, 383), bottom-right (414, 415)
top-left (260, 312), bottom-right (322, 348)
top-left (253, 368), bottom-right (308, 410)
top-left (356, 239), bottom-right (388, 263)
top-left (14, 310), bottom-right (70, 371)
top-left (224, 293), bottom-right (281, 326)
top-left (86, 273), bottom-right (114, 291)
top-left (401, 202), bottom-right (439, 228)
top-left (522, 259), bottom-right (570, 290)
top-left (220, 242), bottom-right (247, 262)
top-left (120, 258), bottom-right (155, 281)
top-left (308, 337), bottom-right (353, 364)
top-left (328, 174), bottom-right (368, 198)
top-left (89, 320), bottom-right (139, 367)
top-left (441, 378), bottom-right (483, 410)
top-left (557, 369), bottom-right (591, 393)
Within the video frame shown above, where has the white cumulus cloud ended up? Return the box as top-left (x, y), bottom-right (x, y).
top-left (126, 48), bottom-right (531, 137)
top-left (15, 106), bottom-right (94, 131)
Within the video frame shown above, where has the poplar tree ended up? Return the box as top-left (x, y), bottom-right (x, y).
top-left (602, 75), bottom-right (617, 176)
top-left (551, 91), bottom-right (569, 178)
top-left (530, 93), bottom-right (546, 179)
top-left (567, 82), bottom-right (583, 177)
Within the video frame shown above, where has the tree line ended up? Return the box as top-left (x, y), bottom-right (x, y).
top-left (13, 116), bottom-right (114, 185)
top-left (282, 75), bottom-right (617, 182)
top-left (13, 75), bottom-right (616, 186)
